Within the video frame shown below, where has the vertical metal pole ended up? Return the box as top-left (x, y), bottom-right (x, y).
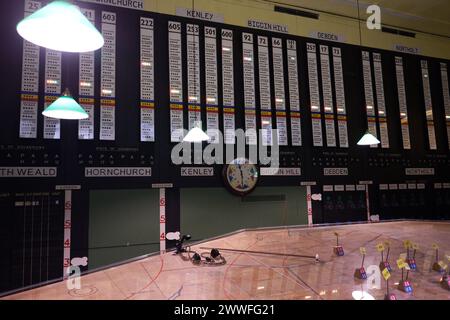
top-left (159, 188), bottom-right (166, 254)
top-left (63, 190), bottom-right (72, 279)
top-left (306, 185), bottom-right (313, 226)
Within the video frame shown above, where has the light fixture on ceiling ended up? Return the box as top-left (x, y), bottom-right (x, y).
top-left (183, 121), bottom-right (210, 142)
top-left (357, 130), bottom-right (381, 146)
top-left (356, 0), bottom-right (380, 146)
top-left (17, 0), bottom-right (104, 52)
top-left (42, 88), bottom-right (89, 120)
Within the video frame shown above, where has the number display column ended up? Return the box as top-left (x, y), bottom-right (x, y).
top-left (440, 63), bottom-right (450, 148)
top-left (187, 24), bottom-right (201, 130)
top-left (307, 43), bottom-right (322, 146)
top-left (362, 51), bottom-right (378, 147)
top-left (320, 45), bottom-right (336, 147)
top-left (287, 39), bottom-right (301, 146)
top-left (333, 47), bottom-right (348, 148)
top-left (222, 29), bottom-right (235, 144)
top-left (204, 26), bottom-right (219, 143)
top-left (242, 33), bottom-right (257, 145)
top-left (78, 8), bottom-right (96, 140)
top-left (19, 0), bottom-right (41, 139)
top-left (421, 60), bottom-right (437, 150)
top-left (100, 11), bottom-right (116, 141)
top-left (140, 17), bottom-right (155, 142)
top-left (168, 21), bottom-right (184, 142)
top-left (373, 53), bottom-right (389, 148)
top-left (43, 49), bottom-right (62, 139)
top-left (272, 38), bottom-right (287, 146)
top-left (258, 36), bottom-right (272, 146)
top-left (395, 57), bottom-right (411, 149)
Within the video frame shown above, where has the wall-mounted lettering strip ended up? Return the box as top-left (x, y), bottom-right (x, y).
top-left (140, 17), bottom-right (155, 142)
top-left (100, 11), bottom-right (116, 141)
top-left (307, 43), bottom-right (322, 147)
top-left (221, 29), bottom-right (235, 144)
top-left (43, 49), bottom-right (62, 139)
top-left (320, 45), bottom-right (336, 147)
top-left (242, 32), bottom-right (257, 145)
top-left (373, 53), bottom-right (389, 148)
top-left (421, 60), bottom-right (437, 150)
top-left (204, 26), bottom-right (219, 144)
top-left (287, 39), bottom-right (301, 146)
top-left (440, 63), bottom-right (450, 148)
top-left (272, 38), bottom-right (287, 146)
top-left (333, 47), bottom-right (348, 148)
top-left (395, 57), bottom-right (411, 149)
top-left (362, 51), bottom-right (378, 148)
top-left (187, 24), bottom-right (201, 130)
top-left (78, 8), bottom-right (96, 140)
top-left (19, 0), bottom-right (41, 139)
top-left (258, 36), bottom-right (272, 146)
top-left (168, 21), bottom-right (183, 142)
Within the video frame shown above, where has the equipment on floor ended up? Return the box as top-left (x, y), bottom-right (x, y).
top-left (431, 244), bottom-right (446, 273)
top-left (377, 242), bottom-right (392, 272)
top-left (397, 257), bottom-right (413, 293)
top-left (333, 232), bottom-right (344, 256)
top-left (381, 268), bottom-right (396, 300)
top-left (354, 247), bottom-right (367, 280)
top-left (200, 247), bottom-right (320, 262)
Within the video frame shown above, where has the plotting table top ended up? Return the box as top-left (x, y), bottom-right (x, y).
top-left (2, 220), bottom-right (450, 300)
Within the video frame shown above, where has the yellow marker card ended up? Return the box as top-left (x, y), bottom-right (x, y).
top-left (384, 240), bottom-right (391, 247)
top-left (412, 243), bottom-right (419, 250)
top-left (360, 247), bottom-right (366, 255)
top-left (376, 243), bottom-right (385, 252)
top-left (397, 258), bottom-right (405, 269)
top-left (432, 243), bottom-right (439, 250)
top-left (403, 240), bottom-right (411, 249)
top-left (438, 261), bottom-right (446, 269)
top-left (382, 268), bottom-right (391, 281)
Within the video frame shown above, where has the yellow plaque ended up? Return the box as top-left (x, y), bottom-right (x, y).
top-left (403, 240), bottom-right (411, 249)
top-left (397, 258), bottom-right (405, 269)
top-left (360, 247), bottom-right (366, 255)
top-left (376, 243), bottom-right (385, 252)
top-left (382, 268), bottom-right (391, 281)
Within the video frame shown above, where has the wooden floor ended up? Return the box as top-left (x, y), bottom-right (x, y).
top-left (2, 221), bottom-right (450, 300)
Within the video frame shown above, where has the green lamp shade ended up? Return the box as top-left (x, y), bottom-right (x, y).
top-left (42, 94), bottom-right (89, 120)
top-left (17, 0), bottom-right (104, 52)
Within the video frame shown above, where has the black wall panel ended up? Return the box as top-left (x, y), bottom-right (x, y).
top-left (0, 0), bottom-right (450, 294)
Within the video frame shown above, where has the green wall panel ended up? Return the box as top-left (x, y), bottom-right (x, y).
top-left (88, 189), bottom-right (160, 270)
top-left (181, 187), bottom-right (307, 241)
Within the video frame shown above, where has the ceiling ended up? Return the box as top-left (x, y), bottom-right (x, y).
top-left (259, 0), bottom-right (450, 38)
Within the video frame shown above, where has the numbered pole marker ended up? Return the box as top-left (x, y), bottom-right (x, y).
top-left (377, 243), bottom-right (392, 272)
top-left (333, 232), bottom-right (344, 256)
top-left (382, 268), bottom-right (396, 300)
top-left (354, 247), bottom-right (367, 280)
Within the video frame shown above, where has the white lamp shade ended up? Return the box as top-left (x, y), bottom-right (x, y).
top-left (357, 131), bottom-right (381, 146)
top-left (183, 127), bottom-right (210, 143)
top-left (17, 1), bottom-right (104, 53)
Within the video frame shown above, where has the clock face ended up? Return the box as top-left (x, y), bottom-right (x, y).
top-left (223, 158), bottom-right (259, 196)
